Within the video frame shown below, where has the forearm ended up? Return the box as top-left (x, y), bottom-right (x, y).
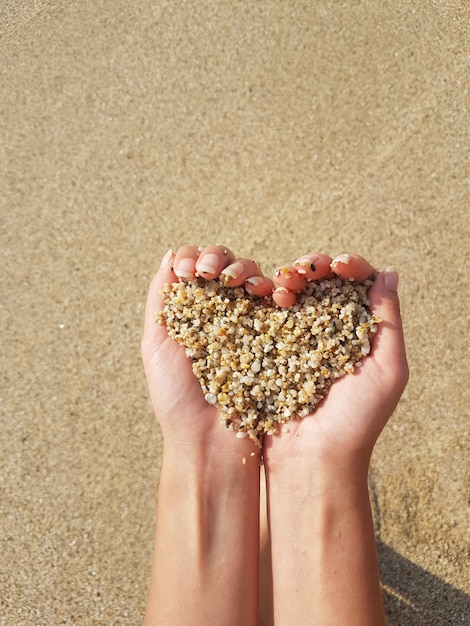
top-left (267, 457), bottom-right (386, 626)
top-left (145, 443), bottom-right (260, 626)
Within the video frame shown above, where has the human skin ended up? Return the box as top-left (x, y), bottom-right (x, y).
top-left (141, 245), bottom-right (408, 626)
top-left (265, 262), bottom-right (408, 625)
top-left (141, 246), bottom-right (261, 626)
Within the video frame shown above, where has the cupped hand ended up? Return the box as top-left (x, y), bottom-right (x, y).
top-left (142, 246), bottom-right (408, 467)
top-left (264, 253), bottom-right (409, 471)
top-left (141, 245), bottom-right (273, 455)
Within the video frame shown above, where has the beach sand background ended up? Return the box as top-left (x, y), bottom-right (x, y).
top-left (1, 1), bottom-right (469, 624)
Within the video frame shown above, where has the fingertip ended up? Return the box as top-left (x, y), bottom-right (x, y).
top-left (272, 287), bottom-right (297, 308)
top-left (293, 253), bottom-right (334, 280)
top-left (159, 248), bottom-right (174, 270)
top-left (173, 245), bottom-right (200, 280)
top-left (145, 249), bottom-right (177, 324)
top-left (368, 270), bottom-right (403, 334)
top-left (156, 249), bottom-right (177, 288)
top-left (330, 254), bottom-right (376, 282)
top-left (383, 266), bottom-right (399, 292)
top-left (245, 275), bottom-right (274, 297)
top-left (273, 266), bottom-right (307, 291)
top-left (195, 245), bottom-right (236, 279)
top-left (221, 259), bottom-right (263, 287)
top-left (367, 269), bottom-right (409, 389)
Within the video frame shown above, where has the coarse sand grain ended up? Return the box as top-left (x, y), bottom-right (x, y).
top-left (157, 276), bottom-right (379, 443)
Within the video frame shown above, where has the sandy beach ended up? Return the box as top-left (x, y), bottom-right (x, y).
top-left (1, 1), bottom-right (469, 623)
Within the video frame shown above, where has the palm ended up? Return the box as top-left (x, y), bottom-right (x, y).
top-left (143, 249), bottom-right (406, 462)
top-left (144, 331), bottom-right (261, 455)
top-left (265, 356), bottom-right (393, 461)
top-left (264, 274), bottom-right (408, 463)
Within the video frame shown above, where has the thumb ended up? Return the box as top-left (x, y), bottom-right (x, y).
top-left (141, 249), bottom-right (176, 356)
top-left (368, 267), bottom-right (409, 388)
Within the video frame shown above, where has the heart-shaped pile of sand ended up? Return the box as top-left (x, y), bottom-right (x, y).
top-left (157, 276), bottom-right (378, 442)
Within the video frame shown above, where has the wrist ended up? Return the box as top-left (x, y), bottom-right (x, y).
top-left (160, 439), bottom-right (261, 492)
top-left (161, 425), bottom-right (262, 472)
top-left (157, 436), bottom-right (261, 563)
top-left (265, 445), bottom-right (371, 503)
top-left (158, 433), bottom-right (262, 532)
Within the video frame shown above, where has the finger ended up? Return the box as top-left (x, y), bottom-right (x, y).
top-left (245, 275), bottom-right (275, 297)
top-left (195, 244), bottom-right (236, 279)
top-left (330, 253), bottom-right (376, 282)
top-left (173, 245), bottom-right (203, 280)
top-left (272, 287), bottom-right (298, 308)
top-left (366, 267), bottom-right (409, 394)
top-left (220, 258), bottom-right (264, 287)
top-left (142, 248), bottom-right (176, 354)
top-left (272, 265), bottom-right (308, 291)
top-left (272, 254), bottom-right (333, 308)
top-left (293, 253), bottom-right (334, 280)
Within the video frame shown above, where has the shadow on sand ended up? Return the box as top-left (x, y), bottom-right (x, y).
top-left (378, 540), bottom-right (470, 625)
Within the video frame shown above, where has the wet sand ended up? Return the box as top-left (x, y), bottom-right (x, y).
top-left (1, 1), bottom-right (469, 623)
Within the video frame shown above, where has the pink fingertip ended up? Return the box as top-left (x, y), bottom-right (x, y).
top-left (174, 257), bottom-right (196, 279)
top-left (245, 277), bottom-right (273, 297)
top-left (330, 253), bottom-right (352, 268)
top-left (159, 248), bottom-right (173, 269)
top-left (273, 287), bottom-right (297, 308)
top-left (384, 266), bottom-right (399, 291)
top-left (245, 276), bottom-right (264, 286)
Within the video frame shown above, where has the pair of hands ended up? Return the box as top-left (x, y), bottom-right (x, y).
top-left (141, 245), bottom-right (408, 472)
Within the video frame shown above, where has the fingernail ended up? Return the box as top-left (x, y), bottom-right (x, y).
top-left (384, 266), bottom-right (399, 291)
top-left (274, 266), bottom-right (294, 279)
top-left (245, 276), bottom-right (263, 286)
top-left (294, 254), bottom-right (320, 274)
top-left (174, 257), bottom-right (195, 279)
top-left (196, 253), bottom-right (219, 275)
top-left (159, 248), bottom-right (173, 269)
top-left (221, 261), bottom-right (244, 280)
top-left (331, 253), bottom-right (351, 267)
